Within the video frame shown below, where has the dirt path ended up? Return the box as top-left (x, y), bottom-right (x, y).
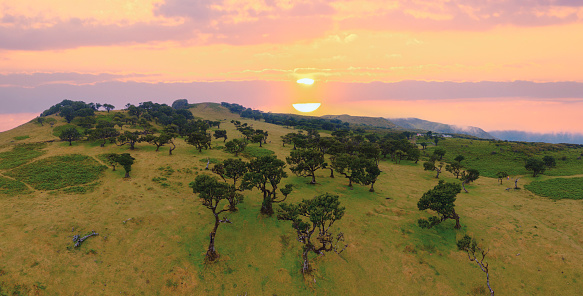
top-left (0, 171), bottom-right (36, 192)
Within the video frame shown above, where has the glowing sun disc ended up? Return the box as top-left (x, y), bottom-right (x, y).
top-left (293, 103), bottom-right (321, 112)
top-left (296, 78), bottom-right (314, 85)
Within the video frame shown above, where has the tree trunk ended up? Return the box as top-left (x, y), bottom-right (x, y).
top-left (124, 171), bottom-right (130, 178)
top-left (261, 195), bottom-right (274, 215)
top-left (259, 141), bottom-right (262, 147)
top-left (206, 214), bottom-right (220, 262)
top-left (130, 142), bottom-right (135, 150)
top-left (453, 212), bottom-right (461, 229)
top-left (101, 140), bottom-right (105, 147)
top-left (329, 168), bottom-right (334, 178)
top-left (310, 173), bottom-right (316, 184)
top-left (348, 178), bottom-right (353, 187)
top-left (462, 181), bottom-right (468, 193)
top-left (369, 181), bottom-right (375, 192)
top-left (301, 247), bottom-right (311, 274)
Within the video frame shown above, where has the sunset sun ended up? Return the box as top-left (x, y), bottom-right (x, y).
top-left (292, 103), bottom-right (321, 112)
top-left (296, 78), bottom-right (314, 85)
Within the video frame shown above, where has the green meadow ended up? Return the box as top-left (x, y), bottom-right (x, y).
top-left (0, 103), bottom-right (582, 295)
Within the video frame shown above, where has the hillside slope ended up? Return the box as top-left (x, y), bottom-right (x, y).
top-left (321, 114), bottom-right (398, 129)
top-left (390, 117), bottom-right (494, 139)
top-left (0, 103), bottom-right (581, 295)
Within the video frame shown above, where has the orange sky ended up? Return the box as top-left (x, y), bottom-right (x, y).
top-left (1, 0), bottom-right (583, 133)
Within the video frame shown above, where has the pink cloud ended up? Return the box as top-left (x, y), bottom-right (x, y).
top-left (2, 0), bottom-right (580, 50)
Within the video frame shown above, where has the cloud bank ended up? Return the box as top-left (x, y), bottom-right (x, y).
top-left (1, 0), bottom-right (582, 50)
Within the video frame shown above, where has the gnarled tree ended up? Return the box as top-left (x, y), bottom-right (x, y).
top-left (331, 153), bottom-right (367, 187)
top-left (525, 158), bottom-right (546, 177)
top-left (242, 155), bottom-right (289, 215)
top-left (457, 235), bottom-right (494, 296)
top-left (496, 171), bottom-right (508, 185)
top-left (186, 131), bottom-right (211, 152)
top-left (59, 126), bottom-right (82, 146)
top-left (418, 180), bottom-right (462, 229)
top-left (460, 168), bottom-right (480, 193)
top-left (286, 148), bottom-right (327, 184)
top-left (116, 131), bottom-right (141, 150)
top-left (113, 153), bottom-right (135, 178)
top-left (277, 193), bottom-right (347, 274)
top-left (189, 174), bottom-right (234, 262)
top-left (424, 160), bottom-right (444, 178)
top-left (224, 138), bottom-right (247, 157)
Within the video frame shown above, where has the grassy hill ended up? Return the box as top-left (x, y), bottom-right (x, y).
top-left (1, 103), bottom-right (583, 295)
top-left (321, 114), bottom-right (399, 129)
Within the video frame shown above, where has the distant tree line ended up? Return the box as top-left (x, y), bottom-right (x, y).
top-left (221, 102), bottom-right (348, 131)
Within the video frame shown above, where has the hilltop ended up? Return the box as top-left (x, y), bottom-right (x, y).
top-left (0, 101), bottom-right (582, 295)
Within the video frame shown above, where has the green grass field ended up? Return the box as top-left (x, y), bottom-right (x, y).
top-left (525, 177), bottom-right (583, 200)
top-left (429, 138), bottom-right (583, 178)
top-left (0, 104), bottom-right (582, 295)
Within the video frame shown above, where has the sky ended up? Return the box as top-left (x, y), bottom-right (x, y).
top-left (1, 0), bottom-right (583, 134)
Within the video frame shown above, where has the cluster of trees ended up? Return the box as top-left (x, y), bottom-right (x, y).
top-left (279, 128), bottom-right (391, 191)
top-left (47, 100), bottom-right (508, 282)
top-left (51, 100), bottom-right (230, 156)
top-left (423, 151), bottom-right (480, 193)
top-left (46, 99), bottom-right (202, 137)
top-left (231, 120), bottom-right (268, 147)
top-left (191, 162), bottom-right (347, 273)
top-left (191, 154), bottom-right (348, 272)
top-left (221, 102), bottom-right (348, 131)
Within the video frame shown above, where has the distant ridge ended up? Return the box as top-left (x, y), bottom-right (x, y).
top-left (389, 117), bottom-right (494, 139)
top-left (321, 114), bottom-right (398, 129)
top-left (489, 130), bottom-right (583, 145)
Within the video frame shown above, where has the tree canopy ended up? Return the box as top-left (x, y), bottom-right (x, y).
top-left (59, 126), bottom-right (82, 146)
top-left (525, 158), bottom-right (546, 177)
top-left (242, 155), bottom-right (289, 215)
top-left (417, 180), bottom-right (462, 229)
top-left (286, 148), bottom-right (327, 184)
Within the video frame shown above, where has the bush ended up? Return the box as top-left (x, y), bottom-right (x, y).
top-left (242, 146), bottom-right (274, 158)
